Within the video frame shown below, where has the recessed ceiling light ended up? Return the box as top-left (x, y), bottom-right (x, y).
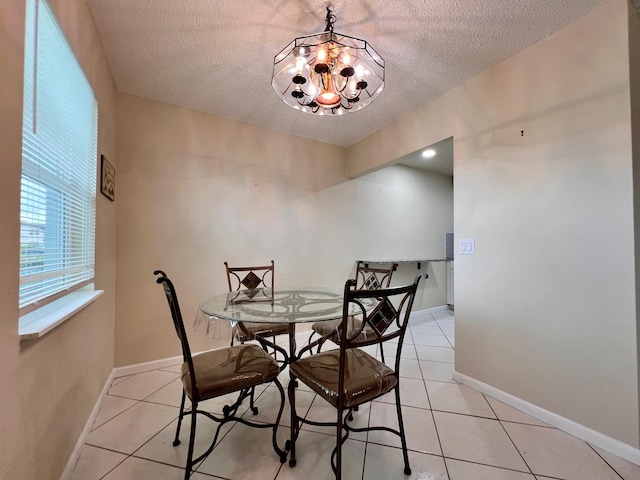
top-left (422, 149), bottom-right (436, 158)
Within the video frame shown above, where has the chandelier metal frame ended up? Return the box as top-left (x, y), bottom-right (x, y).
top-left (272, 6), bottom-right (385, 115)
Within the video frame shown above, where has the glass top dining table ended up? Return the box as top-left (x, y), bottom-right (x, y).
top-left (199, 287), bottom-right (374, 366)
top-left (200, 287), bottom-right (356, 323)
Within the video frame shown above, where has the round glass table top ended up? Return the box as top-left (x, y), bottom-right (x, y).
top-left (199, 287), bottom-right (371, 324)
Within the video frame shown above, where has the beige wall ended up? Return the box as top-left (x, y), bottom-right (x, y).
top-left (349, 0), bottom-right (639, 449)
top-left (115, 94), bottom-right (453, 366)
top-left (2, 0), bottom-right (635, 476)
top-left (0, 1), bottom-right (117, 479)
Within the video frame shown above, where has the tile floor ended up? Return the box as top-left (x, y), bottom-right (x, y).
top-left (71, 309), bottom-right (640, 480)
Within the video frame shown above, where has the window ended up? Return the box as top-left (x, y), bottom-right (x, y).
top-left (20, 0), bottom-right (98, 317)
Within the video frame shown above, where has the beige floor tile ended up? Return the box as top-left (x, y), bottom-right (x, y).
top-left (415, 345), bottom-right (455, 363)
top-left (275, 431), bottom-right (365, 480)
top-left (412, 333), bottom-right (452, 347)
top-left (398, 358), bottom-right (424, 379)
top-left (379, 342), bottom-right (417, 360)
top-left (376, 377), bottom-right (431, 409)
top-left (445, 458), bottom-right (535, 479)
top-left (367, 402), bottom-right (441, 455)
top-left (302, 395), bottom-right (369, 441)
top-left (436, 318), bottom-right (455, 327)
top-left (188, 389), bottom-right (259, 418)
top-left (440, 326), bottom-right (455, 337)
top-left (248, 382), bottom-right (316, 428)
top-left (92, 395), bottom-right (138, 430)
top-left (409, 325), bottom-right (443, 336)
top-left (433, 411), bottom-right (528, 471)
top-left (134, 413), bottom-right (234, 469)
top-left (111, 374), bottom-right (134, 386)
top-left (484, 396), bottom-right (549, 427)
top-left (432, 310), bottom-right (454, 321)
top-left (502, 422), bottom-right (622, 479)
top-left (419, 360), bottom-right (455, 383)
top-left (426, 381), bottom-right (495, 418)
top-left (108, 370), bottom-right (179, 400)
top-left (591, 445), bottom-right (640, 480)
top-left (158, 363), bottom-right (183, 374)
top-left (70, 445), bottom-right (127, 480)
top-left (101, 456), bottom-right (210, 480)
top-left (363, 443), bottom-right (449, 480)
top-left (196, 418), bottom-right (287, 479)
top-left (409, 313), bottom-right (436, 326)
top-left (87, 401), bottom-right (178, 454)
top-left (143, 377), bottom-right (184, 407)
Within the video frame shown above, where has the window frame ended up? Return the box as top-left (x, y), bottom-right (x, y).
top-left (18, 0), bottom-right (102, 338)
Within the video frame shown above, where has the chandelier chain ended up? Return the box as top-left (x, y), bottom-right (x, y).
top-left (324, 6), bottom-right (336, 33)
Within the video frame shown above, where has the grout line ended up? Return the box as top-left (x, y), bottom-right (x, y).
top-left (444, 456), bottom-right (542, 478)
top-left (586, 443), bottom-right (626, 480)
top-left (484, 392), bottom-right (537, 478)
top-left (90, 395), bottom-right (142, 432)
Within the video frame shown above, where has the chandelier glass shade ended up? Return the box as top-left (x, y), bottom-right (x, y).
top-left (272, 7), bottom-right (385, 115)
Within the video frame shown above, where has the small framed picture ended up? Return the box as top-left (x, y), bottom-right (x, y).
top-left (100, 155), bottom-right (115, 201)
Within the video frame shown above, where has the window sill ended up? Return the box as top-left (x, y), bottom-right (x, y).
top-left (19, 287), bottom-right (104, 341)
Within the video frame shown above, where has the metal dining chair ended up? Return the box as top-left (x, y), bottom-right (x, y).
top-left (309, 261), bottom-right (398, 360)
top-left (154, 270), bottom-right (287, 480)
top-left (288, 273), bottom-right (425, 479)
top-left (224, 261), bottom-right (290, 351)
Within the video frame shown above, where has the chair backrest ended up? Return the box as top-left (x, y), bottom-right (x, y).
top-left (338, 273), bottom-right (426, 371)
top-left (224, 260), bottom-right (275, 290)
top-left (224, 261), bottom-right (275, 304)
top-left (154, 270), bottom-right (200, 402)
top-left (355, 261), bottom-right (398, 290)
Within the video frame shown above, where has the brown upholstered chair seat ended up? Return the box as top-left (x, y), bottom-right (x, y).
top-left (310, 317), bottom-right (381, 347)
top-left (289, 348), bottom-right (397, 409)
top-left (182, 344), bottom-right (280, 400)
top-left (232, 321), bottom-right (289, 344)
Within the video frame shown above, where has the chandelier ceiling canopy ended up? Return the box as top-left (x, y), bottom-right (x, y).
top-left (272, 6), bottom-right (385, 116)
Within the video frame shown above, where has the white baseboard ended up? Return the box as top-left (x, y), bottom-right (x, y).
top-left (452, 370), bottom-right (640, 467)
top-left (59, 369), bottom-right (115, 480)
top-left (58, 355), bottom-right (184, 479)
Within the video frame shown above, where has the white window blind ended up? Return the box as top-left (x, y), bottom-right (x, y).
top-left (20, 0), bottom-right (98, 314)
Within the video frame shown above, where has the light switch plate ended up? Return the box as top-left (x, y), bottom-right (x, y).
top-left (459, 239), bottom-right (475, 255)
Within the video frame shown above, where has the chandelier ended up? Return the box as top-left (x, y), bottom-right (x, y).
top-left (272, 6), bottom-right (385, 115)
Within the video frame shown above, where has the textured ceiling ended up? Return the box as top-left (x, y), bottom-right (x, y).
top-left (87, 0), bottom-right (610, 148)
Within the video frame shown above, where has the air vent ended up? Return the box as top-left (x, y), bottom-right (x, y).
top-left (445, 232), bottom-right (454, 259)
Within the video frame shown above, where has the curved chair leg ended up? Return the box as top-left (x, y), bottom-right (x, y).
top-left (173, 389), bottom-right (187, 446)
top-left (334, 406), bottom-right (344, 480)
top-left (271, 378), bottom-right (288, 463)
top-left (249, 386), bottom-right (258, 414)
top-left (380, 343), bottom-right (385, 363)
top-left (394, 385), bottom-right (411, 475)
top-left (287, 375), bottom-right (298, 467)
top-left (184, 402), bottom-right (198, 480)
